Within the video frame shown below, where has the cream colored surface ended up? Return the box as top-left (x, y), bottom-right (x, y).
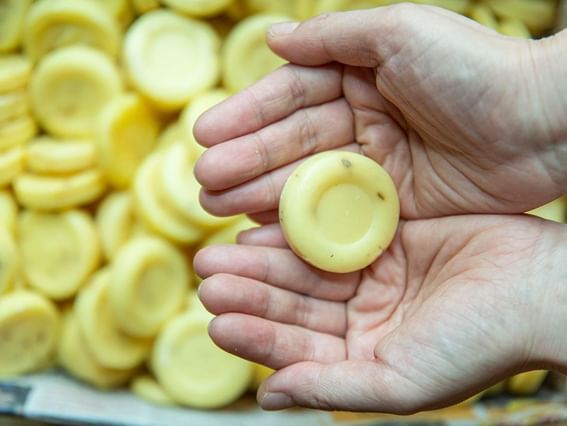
top-left (0, 55), bottom-right (31, 92)
top-left (109, 235), bottom-right (190, 338)
top-left (0, 147), bottom-right (25, 187)
top-left (131, 374), bottom-right (175, 406)
top-left (154, 123), bottom-right (185, 152)
top-left (75, 269), bottom-right (151, 369)
top-left (0, 0), bottom-right (33, 52)
top-left (134, 153), bottom-right (203, 244)
top-left (26, 138), bottom-right (97, 175)
top-left (57, 309), bottom-right (135, 388)
top-left (19, 210), bottom-right (100, 300)
top-left (526, 196), bottom-right (567, 223)
top-left (0, 116), bottom-right (37, 150)
top-left (279, 151), bottom-right (400, 273)
top-left (0, 90), bottom-right (29, 123)
top-left (469, 4), bottom-right (499, 30)
top-left (499, 18), bottom-right (531, 38)
top-left (30, 45), bottom-right (123, 138)
top-left (14, 169), bottom-right (106, 211)
top-left (0, 191), bottom-right (18, 235)
top-left (483, 0), bottom-right (556, 34)
top-left (222, 14), bottom-right (289, 93)
top-left (0, 291), bottom-right (59, 376)
top-left (0, 227), bottom-right (18, 295)
top-left (508, 370), bottom-right (548, 395)
top-left (152, 308), bottom-right (253, 408)
top-left (161, 0), bottom-right (235, 17)
top-left (23, 0), bottom-right (121, 62)
top-left (97, 94), bottom-right (160, 188)
top-left (97, 0), bottom-right (132, 25)
top-left (410, 0), bottom-right (470, 13)
top-left (123, 9), bottom-right (220, 109)
top-left (199, 215), bottom-right (257, 248)
top-left (245, 0), bottom-right (315, 19)
top-left (96, 191), bottom-right (137, 260)
top-left (131, 0), bottom-right (160, 15)
top-left (179, 88), bottom-right (229, 159)
top-left (159, 143), bottom-right (235, 229)
top-left (248, 363), bottom-right (274, 391)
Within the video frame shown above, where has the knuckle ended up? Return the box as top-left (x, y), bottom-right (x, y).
top-left (251, 132), bottom-right (270, 172)
top-left (294, 295), bottom-right (310, 328)
top-left (298, 109), bottom-right (318, 154)
top-left (285, 66), bottom-right (307, 109)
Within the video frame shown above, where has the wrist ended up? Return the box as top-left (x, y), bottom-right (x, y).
top-left (527, 220), bottom-right (567, 372)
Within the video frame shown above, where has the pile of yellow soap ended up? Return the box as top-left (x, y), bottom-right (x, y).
top-left (0, 0), bottom-right (559, 411)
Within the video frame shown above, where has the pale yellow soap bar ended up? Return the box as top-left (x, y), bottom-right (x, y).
top-left (279, 151), bottom-right (399, 273)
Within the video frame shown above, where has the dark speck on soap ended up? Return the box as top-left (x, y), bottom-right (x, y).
top-left (341, 159), bottom-right (352, 168)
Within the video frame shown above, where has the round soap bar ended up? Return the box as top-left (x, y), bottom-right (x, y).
top-left (279, 151), bottom-right (400, 273)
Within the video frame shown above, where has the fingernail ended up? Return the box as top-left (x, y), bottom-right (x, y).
top-left (269, 22), bottom-right (299, 37)
top-left (259, 392), bottom-right (294, 410)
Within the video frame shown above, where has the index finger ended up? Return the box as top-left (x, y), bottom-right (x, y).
top-left (193, 63), bottom-right (343, 147)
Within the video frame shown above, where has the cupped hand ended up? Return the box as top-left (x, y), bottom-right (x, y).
top-left (195, 215), bottom-right (567, 413)
top-left (194, 4), bottom-right (567, 220)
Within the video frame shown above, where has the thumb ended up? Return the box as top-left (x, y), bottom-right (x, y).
top-left (266, 5), bottom-right (412, 67)
top-left (256, 360), bottom-right (425, 414)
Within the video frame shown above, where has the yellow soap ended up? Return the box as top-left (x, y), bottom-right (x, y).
top-left (507, 370), bottom-right (548, 395)
top-left (0, 291), bottom-right (60, 377)
top-left (279, 151), bottom-right (399, 273)
top-left (152, 308), bottom-right (253, 409)
top-left (131, 374), bottom-right (174, 406)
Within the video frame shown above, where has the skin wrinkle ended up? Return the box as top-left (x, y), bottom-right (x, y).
top-left (285, 65), bottom-right (309, 112)
top-left (263, 320), bottom-right (279, 366)
top-left (405, 332), bottom-right (464, 388)
top-left (263, 170), bottom-right (279, 211)
top-left (316, 14), bottom-right (341, 64)
top-left (260, 248), bottom-right (273, 287)
top-left (294, 295), bottom-right (311, 334)
top-left (425, 233), bottom-right (482, 287)
top-left (524, 40), bottom-right (567, 188)
top-left (525, 41), bottom-right (556, 145)
top-left (259, 279), bottom-right (275, 326)
top-left (379, 41), bottom-right (516, 166)
top-left (246, 85), bottom-right (268, 137)
top-left (374, 344), bottom-right (437, 412)
top-left (431, 152), bottom-right (508, 208)
top-left (411, 145), bottom-right (463, 215)
top-left (297, 106), bottom-right (320, 156)
top-left (247, 209), bottom-right (279, 225)
top-left (379, 56), bottom-right (459, 143)
top-left (251, 130), bottom-right (271, 173)
top-left (407, 240), bottom-right (450, 305)
top-left (307, 365), bottom-right (336, 411)
top-left (345, 243), bottom-right (407, 356)
top-left (246, 99), bottom-right (353, 182)
top-left (384, 301), bottom-right (507, 403)
top-left (240, 276), bottom-right (347, 335)
top-left (371, 5), bottom-right (414, 66)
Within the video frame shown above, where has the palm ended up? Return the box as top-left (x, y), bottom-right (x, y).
top-left (339, 60), bottom-right (553, 218)
top-left (197, 215), bottom-right (549, 411)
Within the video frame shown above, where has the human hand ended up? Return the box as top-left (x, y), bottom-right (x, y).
top-left (194, 5), bottom-right (567, 220)
top-left (196, 215), bottom-right (567, 412)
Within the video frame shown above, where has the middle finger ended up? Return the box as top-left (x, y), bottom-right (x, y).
top-left (199, 143), bottom-right (359, 217)
top-left (195, 98), bottom-right (354, 191)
